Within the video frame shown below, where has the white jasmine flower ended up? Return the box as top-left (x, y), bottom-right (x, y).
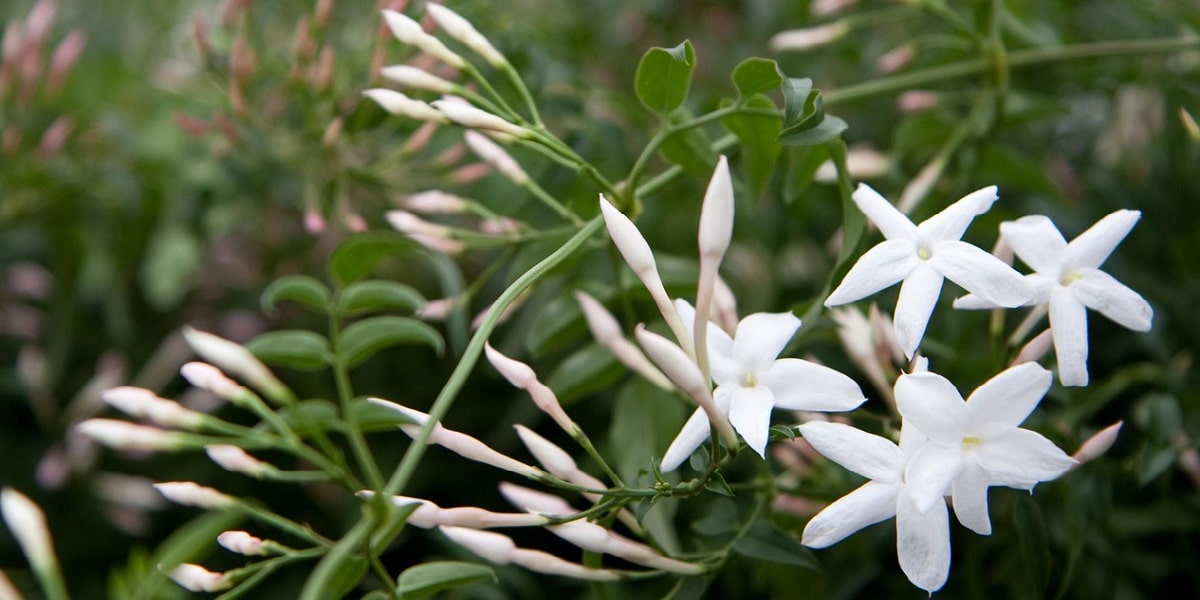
top-left (167, 563), bottom-right (232, 593)
top-left (896, 362), bottom-right (1076, 535)
top-left (954, 210), bottom-right (1153, 386)
top-left (660, 301), bottom-right (866, 471)
top-left (825, 184), bottom-right (1032, 358)
top-left (799, 420), bottom-right (951, 593)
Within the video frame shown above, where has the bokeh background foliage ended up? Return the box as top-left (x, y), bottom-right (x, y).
top-left (2, 0), bottom-right (1199, 598)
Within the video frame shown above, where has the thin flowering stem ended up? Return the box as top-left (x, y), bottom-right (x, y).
top-left (328, 312), bottom-right (387, 491)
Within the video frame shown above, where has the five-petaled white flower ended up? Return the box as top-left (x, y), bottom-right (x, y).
top-left (825, 184), bottom-right (1032, 358)
top-left (897, 362), bottom-right (1076, 535)
top-left (799, 420), bottom-right (951, 593)
top-left (954, 210), bottom-right (1153, 386)
top-left (660, 300), bottom-right (866, 471)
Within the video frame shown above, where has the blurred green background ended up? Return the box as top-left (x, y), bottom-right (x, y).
top-left (2, 0), bottom-right (1199, 598)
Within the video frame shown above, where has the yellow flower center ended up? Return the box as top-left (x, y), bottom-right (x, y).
top-left (917, 246), bottom-right (932, 261)
top-left (962, 435), bottom-right (982, 446)
top-left (1060, 271), bottom-right (1083, 286)
top-left (742, 372), bottom-right (758, 387)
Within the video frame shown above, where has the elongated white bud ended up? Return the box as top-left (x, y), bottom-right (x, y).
top-left (167, 563), bottom-right (232, 593)
top-left (439, 526), bottom-right (621, 581)
top-left (1, 488), bottom-right (57, 576)
top-left (464, 130), bottom-right (528, 184)
top-left (368, 398), bottom-right (542, 478)
top-left (1072, 421), bottom-right (1123, 466)
top-left (181, 327), bottom-right (288, 402)
top-left (386, 210), bottom-right (465, 254)
top-left (363, 88), bottom-right (447, 122)
top-left (381, 9), bottom-right (465, 67)
top-left (217, 530), bottom-right (269, 556)
top-left (548, 520), bottom-right (704, 575)
top-left (76, 419), bottom-right (185, 451)
top-left (425, 3), bottom-right (507, 66)
top-left (380, 65), bottom-right (455, 93)
top-left (440, 526), bottom-right (516, 563)
top-left (432, 100), bottom-right (527, 137)
top-left (711, 275), bottom-right (739, 335)
top-left (153, 481), bottom-right (234, 510)
top-left (497, 482), bottom-right (575, 516)
top-left (574, 291), bottom-right (672, 390)
top-left (364, 492), bottom-right (548, 528)
top-left (403, 190), bottom-right (468, 214)
top-left (769, 22), bottom-right (848, 52)
top-left (486, 345), bottom-right (574, 433)
top-left (102, 386), bottom-right (203, 429)
top-left (205, 445), bottom-right (274, 477)
top-left (514, 425), bottom-right (578, 478)
top-left (1012, 328), bottom-right (1054, 366)
top-left (180, 362), bottom-right (243, 399)
top-left (698, 155), bottom-right (734, 262)
top-left (635, 326), bottom-right (737, 448)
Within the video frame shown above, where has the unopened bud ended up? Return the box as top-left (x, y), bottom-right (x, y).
top-left (76, 419), bottom-right (185, 451)
top-left (432, 100), bottom-right (527, 137)
top-left (1071, 421), bottom-right (1122, 466)
top-left (1011, 328), bottom-right (1054, 365)
top-left (180, 361), bottom-right (243, 399)
top-left (205, 445), bottom-right (274, 477)
top-left (153, 481), bottom-right (234, 510)
top-left (498, 482), bottom-right (575, 516)
top-left (363, 88), bottom-right (447, 122)
top-left (167, 563), bottom-right (232, 593)
top-left (35, 117), bottom-right (73, 161)
top-left (425, 3), bottom-right (507, 66)
top-left (486, 345), bottom-right (574, 432)
top-left (180, 327), bottom-right (289, 402)
top-left (44, 29), bottom-right (85, 96)
top-left (322, 117), bottom-right (343, 148)
top-left (102, 386), bottom-right (203, 429)
top-left (217, 530), bottom-right (269, 556)
top-left (439, 526), bottom-right (516, 563)
top-left (381, 9), bottom-right (465, 68)
top-left (229, 34), bottom-right (255, 84)
top-left (386, 210), bottom-right (464, 254)
top-left (769, 22), bottom-right (848, 53)
top-left (403, 119), bottom-right (441, 154)
top-left (381, 64), bottom-right (455, 93)
top-left (814, 146), bottom-right (891, 183)
top-left (574, 291), bottom-right (672, 390)
top-left (635, 325), bottom-right (736, 448)
top-left (292, 16), bottom-right (315, 62)
top-left (403, 190), bottom-right (467, 213)
top-left (311, 45), bottom-right (333, 91)
top-left (1, 488), bottom-right (57, 575)
top-left (897, 90), bottom-right (938, 114)
top-left (875, 43), bottom-right (914, 74)
top-left (464, 130), bottom-right (528, 184)
top-left (514, 425), bottom-right (577, 478)
top-left (896, 154), bottom-right (946, 215)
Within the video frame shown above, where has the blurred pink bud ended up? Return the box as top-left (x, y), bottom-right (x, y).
top-left (102, 386), bottom-right (203, 429)
top-left (304, 210), bottom-right (327, 234)
top-left (469, 291), bottom-right (527, 331)
top-left (180, 361), bottom-right (243, 399)
top-left (386, 210), bottom-right (464, 254)
top-left (168, 563), bottom-right (232, 593)
top-left (464, 130), bottom-right (528, 184)
top-left (24, 0), bottom-right (56, 46)
top-left (1011, 328), bottom-right (1054, 365)
top-left (314, 0), bottom-right (335, 28)
top-left (35, 117), bottom-right (73, 161)
top-left (344, 212), bottom-right (368, 232)
top-left (773, 493), bottom-right (825, 517)
top-left (480, 217), bottom-right (520, 235)
top-left (311, 45), bottom-right (334, 91)
top-left (322, 117), bottom-right (343, 148)
top-left (153, 481), bottom-right (234, 510)
top-left (173, 112), bottom-right (209, 137)
top-left (814, 146), bottom-right (891, 183)
top-left (181, 327), bottom-right (288, 401)
top-left (417, 297), bottom-right (457, 320)
top-left (876, 44), bottom-right (915, 74)
top-left (44, 29), bottom-right (85, 96)
top-left (402, 119), bottom-right (441, 154)
top-left (810, 0), bottom-right (858, 17)
top-left (574, 291), bottom-right (672, 390)
top-left (769, 22), bottom-right (848, 53)
top-left (217, 530), bottom-right (269, 556)
top-left (897, 90), bottom-right (938, 113)
top-left (229, 34), bottom-right (255, 83)
top-left (896, 154), bottom-right (947, 214)
top-left (486, 345), bottom-right (575, 433)
top-left (191, 17), bottom-right (211, 63)
top-left (292, 16), bottom-right (315, 62)
top-left (452, 161), bottom-right (491, 184)
top-left (1071, 421), bottom-right (1122, 466)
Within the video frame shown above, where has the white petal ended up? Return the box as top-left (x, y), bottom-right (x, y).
top-left (801, 481), bottom-right (900, 548)
top-left (896, 488), bottom-right (951, 593)
top-left (1067, 209), bottom-right (1140, 270)
top-left (675, 299), bottom-right (735, 376)
top-left (974, 428), bottom-right (1076, 487)
top-left (930, 241), bottom-right (1031, 307)
top-left (916, 185), bottom-right (997, 242)
top-left (965, 362), bottom-right (1052, 428)
top-left (893, 263), bottom-right (943, 358)
top-left (852, 183), bottom-right (918, 240)
top-left (1072, 269), bottom-right (1153, 331)
top-left (728, 386), bottom-right (776, 458)
top-left (1049, 287), bottom-right (1089, 386)
top-left (999, 215), bottom-right (1068, 274)
top-left (950, 464), bottom-right (993, 535)
top-left (762, 359), bottom-right (866, 412)
top-left (825, 240), bottom-right (919, 306)
top-left (895, 371), bottom-right (967, 444)
top-left (732, 312), bottom-right (801, 373)
top-left (798, 421), bottom-right (905, 482)
top-left (904, 443), bottom-right (965, 513)
top-left (660, 408), bottom-right (712, 473)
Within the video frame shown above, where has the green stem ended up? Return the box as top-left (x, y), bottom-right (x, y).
top-left (383, 216), bottom-right (605, 497)
top-left (521, 178), bottom-right (583, 225)
top-left (328, 313), bottom-right (387, 491)
top-left (826, 36), bottom-right (1200, 105)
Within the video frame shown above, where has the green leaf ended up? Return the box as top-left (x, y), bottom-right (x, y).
top-left (690, 498), bottom-right (739, 536)
top-left (328, 232), bottom-right (415, 288)
top-left (1012, 493), bottom-right (1051, 600)
top-left (272, 399), bottom-right (340, 435)
top-left (781, 144), bottom-right (831, 202)
top-left (395, 561), bottom-right (497, 599)
top-left (610, 379), bottom-right (688, 483)
top-left (635, 40), bottom-right (696, 114)
top-left (545, 343), bottom-right (624, 404)
top-left (338, 280), bottom-right (425, 315)
top-left (722, 95), bottom-right (782, 198)
top-left (782, 77), bottom-right (813, 125)
top-left (525, 293), bottom-right (586, 358)
top-left (262, 275), bottom-right (332, 314)
top-left (779, 115), bottom-right (847, 146)
top-left (659, 107), bottom-right (718, 177)
top-left (732, 520), bottom-right (819, 569)
top-left (339, 316), bottom-right (444, 367)
top-left (703, 471), bottom-right (734, 496)
top-left (245, 330), bottom-right (331, 370)
top-left (732, 57), bottom-right (783, 98)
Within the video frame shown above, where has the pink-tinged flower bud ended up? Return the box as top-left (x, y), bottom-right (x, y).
top-left (711, 275), bottom-right (739, 335)
top-left (1, 487), bottom-right (58, 576)
top-left (191, 17), bottom-right (211, 64)
top-left (1071, 421), bottom-right (1123, 466)
top-left (310, 44), bottom-right (334, 90)
top-left (363, 88), bottom-right (447, 122)
top-left (23, 0), bottom-right (55, 45)
top-left (486, 345), bottom-right (575, 433)
top-left (292, 16), bottom-right (315, 62)
top-left (810, 0), bottom-right (858, 17)
top-left (181, 327), bottom-right (289, 402)
top-left (497, 482), bottom-right (575, 516)
top-left (35, 117), bottom-right (73, 161)
top-left (513, 425), bottom-right (578, 478)
top-left (452, 162), bottom-right (491, 184)
top-left (180, 362), bottom-right (243, 399)
top-left (1011, 328), bottom-right (1054, 366)
top-left (76, 419), bottom-right (185, 451)
top-left (431, 100), bottom-right (527, 138)
top-left (439, 526), bottom-right (621, 581)
top-left (386, 210), bottom-right (464, 254)
top-left (897, 90), bottom-right (938, 114)
top-left (440, 526), bottom-right (516, 563)
top-left (417, 297), bottom-right (457, 321)
top-left (403, 119), bottom-right (441, 154)
top-left (404, 190), bottom-right (468, 214)
top-left (425, 3), bottom-right (507, 67)
top-left (769, 22), bottom-right (848, 53)
top-left (368, 398), bottom-right (542, 478)
top-left (229, 34), bottom-right (255, 84)
top-left (548, 520), bottom-right (704, 575)
top-left (698, 155), bottom-right (733, 263)
top-left (634, 326), bottom-right (737, 449)
top-left (205, 445), bottom-right (274, 477)
top-left (896, 153), bottom-right (947, 215)
top-left (167, 563), bottom-right (232, 593)
top-left (314, 0), bottom-right (334, 28)
top-left (464, 131), bottom-right (528, 184)
top-left (598, 196), bottom-right (692, 350)
top-left (93, 473), bottom-right (167, 511)
top-left (510, 547), bottom-right (621, 581)
top-left (304, 210), bottom-right (327, 234)
top-left (480, 217), bottom-right (520, 235)
top-left (381, 64), bottom-right (455, 93)
top-left (470, 291), bottom-right (527, 331)
top-left (381, 9), bottom-right (465, 68)
top-left (153, 481), bottom-right (234, 510)
top-left (814, 146), bottom-right (892, 183)
top-left (322, 117), bottom-right (343, 149)
top-left (102, 387), bottom-right (204, 430)
top-left (363, 492), bottom-right (548, 528)
top-left (876, 43), bottom-right (915, 74)
top-left (574, 291), bottom-right (673, 390)
top-left (44, 29), bottom-right (85, 96)
top-left (217, 530), bottom-right (269, 556)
